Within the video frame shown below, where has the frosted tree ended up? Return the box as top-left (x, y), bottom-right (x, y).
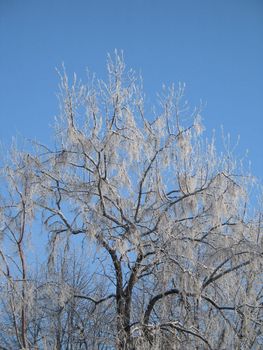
top-left (0, 53), bottom-right (262, 349)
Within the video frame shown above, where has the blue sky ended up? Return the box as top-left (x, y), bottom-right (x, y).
top-left (0, 0), bottom-right (262, 179)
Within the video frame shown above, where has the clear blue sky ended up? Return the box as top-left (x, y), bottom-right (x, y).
top-left (0, 0), bottom-right (262, 179)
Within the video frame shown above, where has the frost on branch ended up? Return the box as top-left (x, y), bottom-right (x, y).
top-left (0, 52), bottom-right (262, 349)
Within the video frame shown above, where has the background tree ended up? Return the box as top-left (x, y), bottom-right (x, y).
top-left (0, 53), bottom-right (262, 349)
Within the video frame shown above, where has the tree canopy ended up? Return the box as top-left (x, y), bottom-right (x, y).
top-left (0, 53), bottom-right (262, 349)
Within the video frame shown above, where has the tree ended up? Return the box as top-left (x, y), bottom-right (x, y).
top-left (0, 52), bottom-right (262, 349)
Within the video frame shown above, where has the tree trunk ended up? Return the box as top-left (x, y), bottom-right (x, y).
top-left (116, 297), bottom-right (134, 350)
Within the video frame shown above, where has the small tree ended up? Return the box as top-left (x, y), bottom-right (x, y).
top-left (0, 53), bottom-right (262, 349)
